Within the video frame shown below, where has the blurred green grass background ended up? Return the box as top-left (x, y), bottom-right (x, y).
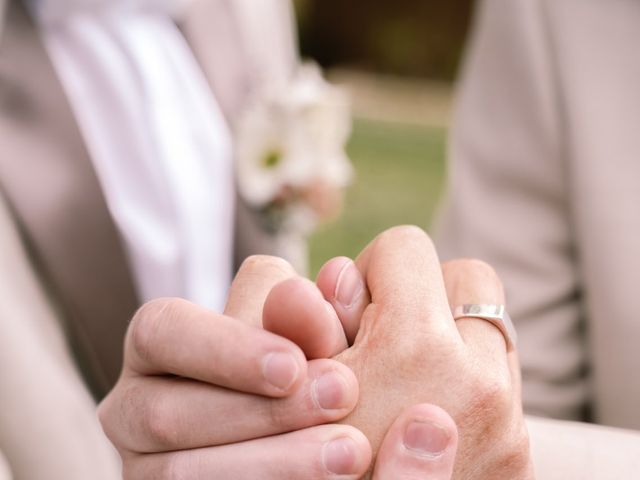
top-left (295, 0), bottom-right (467, 277)
top-left (308, 118), bottom-right (447, 277)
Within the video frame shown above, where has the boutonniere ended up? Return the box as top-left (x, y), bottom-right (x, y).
top-left (235, 62), bottom-right (353, 234)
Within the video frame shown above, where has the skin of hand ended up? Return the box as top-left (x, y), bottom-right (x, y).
top-left (98, 254), bottom-right (458, 479)
top-left (304, 179), bottom-right (344, 222)
top-left (264, 225), bottom-right (534, 480)
top-left (99, 256), bottom-right (368, 478)
top-left (273, 180), bottom-right (343, 223)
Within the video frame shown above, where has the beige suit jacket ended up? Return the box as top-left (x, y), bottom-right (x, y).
top-left (438, 0), bottom-right (640, 475)
top-left (0, 0), bottom-right (304, 478)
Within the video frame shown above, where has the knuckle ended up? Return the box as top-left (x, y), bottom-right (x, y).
top-left (455, 369), bottom-right (531, 477)
top-left (129, 298), bottom-right (186, 362)
top-left (98, 380), bottom-right (148, 451)
top-left (380, 224), bottom-right (431, 245)
top-left (476, 373), bottom-right (511, 409)
top-left (96, 395), bottom-right (111, 428)
top-left (442, 258), bottom-right (506, 304)
top-left (96, 393), bottom-right (117, 442)
top-left (443, 258), bottom-right (503, 288)
top-left (238, 255), bottom-right (295, 278)
top-left (488, 424), bottom-right (532, 477)
top-left (464, 371), bottom-right (512, 425)
top-left (142, 393), bottom-right (181, 449)
top-left (122, 381), bottom-right (149, 429)
top-left (375, 225), bottom-right (437, 259)
top-left (466, 258), bottom-right (499, 281)
top-left (504, 427), bottom-right (532, 471)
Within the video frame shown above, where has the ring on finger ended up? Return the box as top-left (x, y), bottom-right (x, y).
top-left (452, 304), bottom-right (517, 351)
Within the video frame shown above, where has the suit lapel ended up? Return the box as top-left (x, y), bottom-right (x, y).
top-left (0, 0), bottom-right (7, 33)
top-left (230, 0), bottom-right (298, 89)
top-left (0, 1), bottom-right (139, 397)
top-left (179, 0), bottom-right (298, 125)
top-left (179, 0), bottom-right (252, 126)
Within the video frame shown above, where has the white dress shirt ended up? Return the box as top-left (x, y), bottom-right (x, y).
top-left (29, 0), bottom-right (235, 311)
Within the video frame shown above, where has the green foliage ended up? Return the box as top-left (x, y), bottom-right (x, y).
top-left (309, 118), bottom-right (447, 277)
top-left (296, 0), bottom-right (473, 81)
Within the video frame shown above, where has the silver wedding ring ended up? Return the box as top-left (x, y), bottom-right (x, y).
top-left (452, 304), bottom-right (517, 351)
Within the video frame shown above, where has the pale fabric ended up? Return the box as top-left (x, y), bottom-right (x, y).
top-left (30, 0), bottom-right (235, 311)
top-left (527, 416), bottom-right (640, 479)
top-left (0, 195), bottom-right (121, 479)
top-left (231, 0), bottom-right (298, 91)
top-left (31, 0), bottom-right (191, 22)
top-left (0, 451), bottom-right (10, 480)
top-left (437, 0), bottom-right (640, 429)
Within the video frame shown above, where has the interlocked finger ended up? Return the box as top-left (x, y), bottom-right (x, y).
top-left (123, 425), bottom-right (372, 480)
top-left (225, 255), bottom-right (298, 327)
top-left (106, 359), bottom-right (358, 454)
top-left (442, 259), bottom-right (514, 369)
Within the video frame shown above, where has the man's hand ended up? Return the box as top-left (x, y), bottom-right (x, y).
top-left (99, 256), bottom-right (371, 478)
top-left (265, 226), bottom-right (534, 479)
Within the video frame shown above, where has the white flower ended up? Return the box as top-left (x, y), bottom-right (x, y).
top-left (235, 62), bottom-right (353, 211)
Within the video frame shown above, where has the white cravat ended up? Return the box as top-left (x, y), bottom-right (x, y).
top-left (29, 0), bottom-right (235, 311)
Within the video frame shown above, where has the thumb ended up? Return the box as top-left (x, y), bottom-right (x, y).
top-left (372, 404), bottom-right (458, 480)
top-left (263, 276), bottom-right (348, 359)
top-left (316, 256), bottom-right (370, 344)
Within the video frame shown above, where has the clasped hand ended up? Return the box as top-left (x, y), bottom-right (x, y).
top-left (99, 226), bottom-right (534, 479)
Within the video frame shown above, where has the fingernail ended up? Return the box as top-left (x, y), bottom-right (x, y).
top-left (262, 352), bottom-right (299, 391)
top-left (323, 437), bottom-right (358, 475)
top-left (335, 260), bottom-right (364, 309)
top-left (312, 371), bottom-right (348, 410)
top-left (404, 420), bottom-right (450, 457)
